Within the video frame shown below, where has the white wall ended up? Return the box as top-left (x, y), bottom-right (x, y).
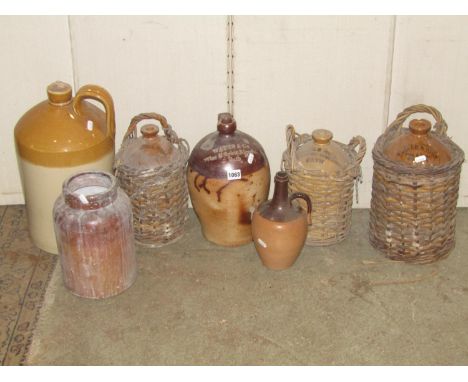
top-left (1, 15), bottom-right (467, 207)
top-left (0, 16), bottom-right (74, 204)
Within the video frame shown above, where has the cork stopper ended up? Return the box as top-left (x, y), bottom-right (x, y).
top-left (141, 124), bottom-right (159, 139)
top-left (217, 112), bottom-right (237, 134)
top-left (409, 119), bottom-right (431, 136)
top-left (47, 81), bottom-right (72, 105)
top-left (312, 129), bottom-right (333, 144)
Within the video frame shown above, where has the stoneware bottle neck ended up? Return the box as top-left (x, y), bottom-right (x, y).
top-left (270, 172), bottom-right (290, 209)
top-left (217, 112), bottom-right (237, 135)
top-left (409, 119), bottom-right (431, 136)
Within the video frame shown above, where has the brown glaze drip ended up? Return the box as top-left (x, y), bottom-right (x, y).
top-left (238, 201), bottom-right (251, 225)
top-left (194, 174), bottom-right (210, 194)
top-left (187, 164), bottom-right (270, 247)
top-left (216, 178), bottom-right (248, 202)
top-left (188, 113), bottom-right (268, 179)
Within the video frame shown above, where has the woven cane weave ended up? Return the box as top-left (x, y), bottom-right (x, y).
top-left (282, 125), bottom-right (366, 246)
top-left (369, 104), bottom-right (465, 264)
top-left (114, 113), bottom-right (190, 247)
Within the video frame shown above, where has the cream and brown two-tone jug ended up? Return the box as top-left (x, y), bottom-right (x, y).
top-left (187, 113), bottom-right (270, 246)
top-left (14, 81), bottom-right (115, 254)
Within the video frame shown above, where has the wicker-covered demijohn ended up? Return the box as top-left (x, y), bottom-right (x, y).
top-left (282, 125), bottom-right (366, 246)
top-left (369, 104), bottom-right (465, 264)
top-left (114, 113), bottom-right (190, 247)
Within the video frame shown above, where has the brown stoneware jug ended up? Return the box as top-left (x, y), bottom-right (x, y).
top-left (14, 81), bottom-right (115, 254)
top-left (252, 171), bottom-right (312, 270)
top-left (187, 112), bottom-right (270, 246)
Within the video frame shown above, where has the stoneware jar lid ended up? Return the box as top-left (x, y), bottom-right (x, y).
top-left (188, 112), bottom-right (269, 179)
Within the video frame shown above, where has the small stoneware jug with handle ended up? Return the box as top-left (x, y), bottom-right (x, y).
top-left (252, 171), bottom-right (312, 270)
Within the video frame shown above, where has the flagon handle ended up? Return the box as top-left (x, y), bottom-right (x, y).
top-left (289, 192), bottom-right (312, 225)
top-left (348, 135), bottom-right (366, 165)
top-left (283, 124), bottom-right (309, 172)
top-left (385, 104), bottom-right (447, 136)
top-left (123, 112), bottom-right (169, 141)
top-left (73, 84), bottom-right (116, 141)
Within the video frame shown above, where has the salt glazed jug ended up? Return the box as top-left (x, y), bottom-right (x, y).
top-left (14, 81), bottom-right (115, 254)
top-left (252, 171), bottom-right (311, 270)
top-left (187, 112), bottom-right (270, 246)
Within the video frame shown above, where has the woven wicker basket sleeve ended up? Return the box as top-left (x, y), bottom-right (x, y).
top-left (369, 103), bottom-right (466, 263)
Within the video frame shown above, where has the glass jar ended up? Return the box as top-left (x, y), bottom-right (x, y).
top-left (383, 119), bottom-right (451, 166)
top-left (53, 171), bottom-right (137, 299)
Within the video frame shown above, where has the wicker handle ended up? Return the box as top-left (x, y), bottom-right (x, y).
top-left (121, 112), bottom-right (190, 158)
top-left (284, 124), bottom-right (299, 171)
top-left (385, 104), bottom-right (448, 136)
top-left (123, 112), bottom-right (169, 141)
top-left (289, 192), bottom-right (312, 225)
top-left (348, 135), bottom-right (366, 165)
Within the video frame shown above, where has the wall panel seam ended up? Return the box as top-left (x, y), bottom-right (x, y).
top-left (67, 16), bottom-right (78, 90)
top-left (382, 15), bottom-right (397, 132)
top-left (226, 15), bottom-right (234, 115)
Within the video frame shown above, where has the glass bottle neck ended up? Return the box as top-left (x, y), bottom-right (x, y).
top-left (63, 171), bottom-right (118, 210)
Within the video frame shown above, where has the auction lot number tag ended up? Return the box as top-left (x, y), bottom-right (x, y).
top-left (227, 169), bottom-right (242, 180)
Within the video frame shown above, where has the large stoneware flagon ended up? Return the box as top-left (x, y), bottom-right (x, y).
top-left (187, 113), bottom-right (270, 246)
top-left (14, 81), bottom-right (115, 254)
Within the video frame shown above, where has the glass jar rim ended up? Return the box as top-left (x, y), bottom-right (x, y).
top-left (63, 171), bottom-right (117, 210)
